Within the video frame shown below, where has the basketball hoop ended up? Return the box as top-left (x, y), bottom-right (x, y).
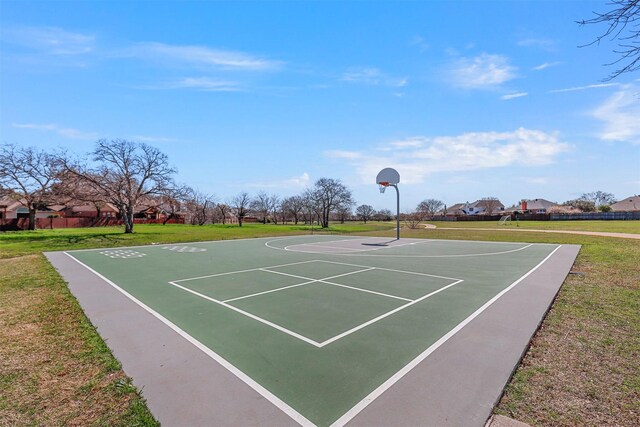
top-left (375, 168), bottom-right (401, 240)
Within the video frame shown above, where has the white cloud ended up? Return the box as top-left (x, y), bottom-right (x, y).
top-left (549, 83), bottom-right (619, 93)
top-left (325, 128), bottom-right (570, 184)
top-left (123, 42), bottom-right (282, 71)
top-left (517, 37), bottom-right (556, 50)
top-left (170, 77), bottom-right (242, 91)
top-left (533, 61), bottom-right (561, 71)
top-left (12, 123), bottom-right (98, 140)
top-left (501, 92), bottom-right (528, 100)
top-left (341, 67), bottom-right (407, 87)
top-left (245, 173), bottom-right (311, 189)
top-left (3, 26), bottom-right (95, 55)
top-left (592, 84), bottom-right (640, 144)
top-left (448, 53), bottom-right (516, 89)
top-left (410, 36), bottom-right (429, 52)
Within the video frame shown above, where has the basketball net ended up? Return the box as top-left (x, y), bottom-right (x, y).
top-left (378, 182), bottom-right (389, 193)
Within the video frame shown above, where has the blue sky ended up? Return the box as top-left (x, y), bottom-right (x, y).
top-left (1, 1), bottom-right (639, 212)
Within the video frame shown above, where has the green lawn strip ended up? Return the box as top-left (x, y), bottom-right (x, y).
top-left (0, 222), bottom-right (395, 259)
top-left (400, 228), bottom-right (640, 427)
top-left (425, 219), bottom-right (640, 234)
top-left (0, 255), bottom-right (158, 426)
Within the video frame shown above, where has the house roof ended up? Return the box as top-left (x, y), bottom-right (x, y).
top-left (446, 203), bottom-right (466, 214)
top-left (0, 197), bottom-right (25, 210)
top-left (522, 198), bottom-right (557, 210)
top-left (470, 199), bottom-right (504, 209)
top-left (610, 195), bottom-right (640, 212)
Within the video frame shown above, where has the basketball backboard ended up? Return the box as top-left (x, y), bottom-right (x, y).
top-left (376, 168), bottom-right (400, 185)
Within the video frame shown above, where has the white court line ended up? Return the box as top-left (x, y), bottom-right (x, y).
top-left (222, 267), bottom-right (379, 303)
top-left (285, 243), bottom-right (371, 253)
top-left (167, 280), bottom-right (323, 348)
top-left (282, 238), bottom-right (429, 254)
top-left (265, 236), bottom-right (535, 258)
top-left (317, 280), bottom-right (413, 302)
top-left (318, 279), bottom-right (464, 347)
top-left (315, 259), bottom-right (462, 281)
top-left (62, 252), bottom-right (315, 427)
top-left (329, 244), bottom-right (563, 427)
top-left (222, 280), bottom-right (318, 303)
top-left (173, 259), bottom-right (319, 283)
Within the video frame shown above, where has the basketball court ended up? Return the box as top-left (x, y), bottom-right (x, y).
top-left (46, 235), bottom-right (580, 426)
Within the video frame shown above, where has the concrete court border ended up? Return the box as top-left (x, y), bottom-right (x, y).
top-left (45, 242), bottom-right (580, 427)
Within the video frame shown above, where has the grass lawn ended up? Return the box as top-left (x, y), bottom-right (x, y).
top-left (425, 219), bottom-right (640, 234)
top-left (1, 221), bottom-right (638, 426)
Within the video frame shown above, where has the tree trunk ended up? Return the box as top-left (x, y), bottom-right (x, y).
top-left (238, 217), bottom-right (243, 227)
top-left (28, 208), bottom-right (36, 231)
top-left (123, 207), bottom-right (134, 233)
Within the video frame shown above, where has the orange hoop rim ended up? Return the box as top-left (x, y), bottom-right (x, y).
top-left (378, 181), bottom-right (390, 187)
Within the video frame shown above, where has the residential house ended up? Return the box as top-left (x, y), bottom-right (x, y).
top-left (520, 198), bottom-right (558, 214)
top-left (610, 195), bottom-right (640, 212)
top-left (445, 203), bottom-right (466, 216)
top-left (0, 197), bottom-right (60, 222)
top-left (462, 199), bottom-right (505, 215)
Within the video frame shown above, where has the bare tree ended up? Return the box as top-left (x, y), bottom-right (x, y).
top-left (217, 203), bottom-right (231, 224)
top-left (269, 194), bottom-right (281, 224)
top-left (564, 198), bottom-right (597, 212)
top-left (159, 184), bottom-right (191, 225)
top-left (416, 198), bottom-right (445, 220)
top-left (581, 190), bottom-right (617, 207)
top-left (355, 204), bottom-right (376, 223)
top-left (230, 192), bottom-right (252, 227)
top-left (282, 195), bottom-right (305, 224)
top-left (403, 211), bottom-right (422, 229)
top-left (480, 197), bottom-right (503, 215)
top-left (62, 139), bottom-right (176, 233)
top-left (578, 0), bottom-right (640, 80)
top-left (251, 191), bottom-right (279, 223)
top-left (374, 208), bottom-right (393, 221)
top-left (0, 144), bottom-right (62, 230)
top-left (184, 190), bottom-right (216, 225)
top-left (306, 178), bottom-right (354, 228)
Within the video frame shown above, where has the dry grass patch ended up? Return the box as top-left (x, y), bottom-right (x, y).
top-left (0, 255), bottom-right (157, 427)
top-left (495, 240), bottom-right (640, 426)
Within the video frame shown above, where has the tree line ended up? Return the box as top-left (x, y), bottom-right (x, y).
top-left (0, 140), bottom-right (389, 233)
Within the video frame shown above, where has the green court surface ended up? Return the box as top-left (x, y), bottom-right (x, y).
top-left (64, 235), bottom-right (563, 426)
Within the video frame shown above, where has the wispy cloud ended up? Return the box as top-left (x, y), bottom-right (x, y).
top-left (245, 173), bottom-right (311, 190)
top-left (122, 42), bottom-right (281, 71)
top-left (130, 135), bottom-right (183, 143)
top-left (341, 67), bottom-right (408, 87)
top-left (517, 37), bottom-right (556, 50)
top-left (592, 84), bottom-right (640, 144)
top-left (2, 26), bottom-right (95, 55)
top-left (325, 128), bottom-right (570, 184)
top-left (410, 35), bottom-right (430, 52)
top-left (447, 53), bottom-right (516, 89)
top-left (13, 123), bottom-right (98, 140)
top-left (501, 92), bottom-right (528, 100)
top-left (165, 77), bottom-right (242, 91)
top-left (533, 61), bottom-right (561, 71)
top-left (549, 83), bottom-right (619, 93)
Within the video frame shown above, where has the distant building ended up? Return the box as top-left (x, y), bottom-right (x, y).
top-left (445, 203), bottom-right (466, 216)
top-left (520, 198), bottom-right (558, 214)
top-left (610, 195), bottom-right (640, 212)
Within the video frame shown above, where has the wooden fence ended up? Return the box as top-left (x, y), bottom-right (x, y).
top-left (0, 217), bottom-right (185, 231)
top-left (430, 211), bottom-right (640, 222)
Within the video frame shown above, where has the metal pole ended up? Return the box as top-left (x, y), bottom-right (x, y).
top-left (393, 184), bottom-right (400, 240)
